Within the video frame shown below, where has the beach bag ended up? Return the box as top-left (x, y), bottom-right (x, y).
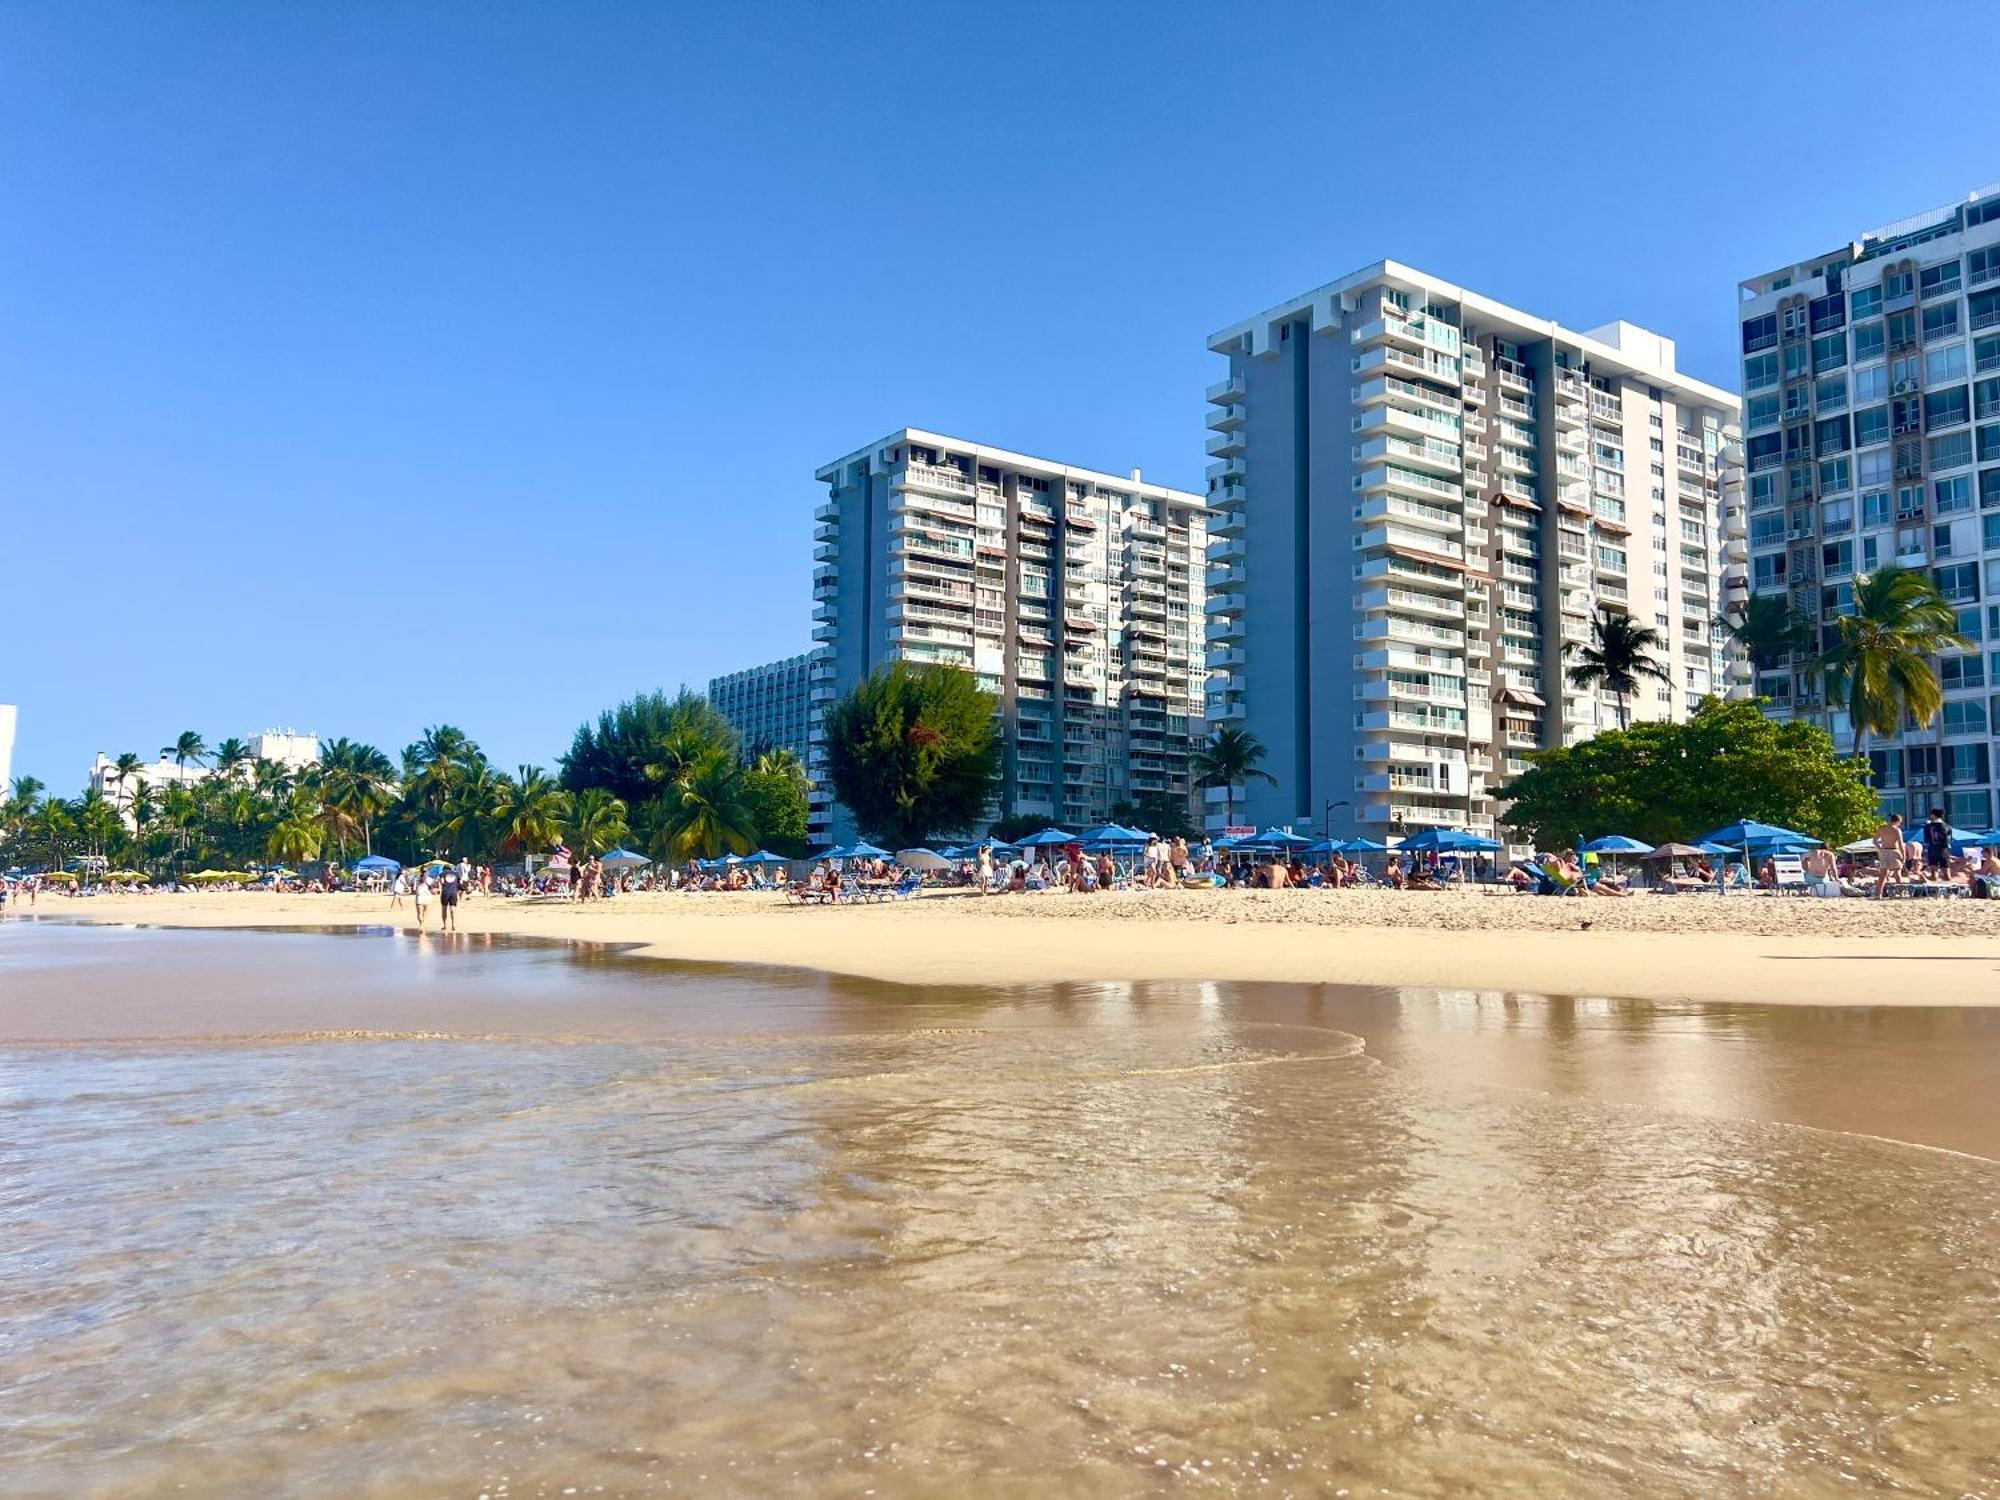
top-left (1809, 877), bottom-right (1842, 899)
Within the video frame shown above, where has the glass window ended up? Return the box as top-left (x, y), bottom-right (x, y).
top-left (1862, 489), bottom-right (1892, 527)
top-left (1822, 539), bottom-right (1854, 577)
top-left (1972, 247), bottom-right (2000, 287)
top-left (1812, 332), bottom-right (1847, 373)
top-left (1854, 405), bottom-right (1891, 446)
top-left (1816, 374), bottom-right (1847, 412)
top-left (1977, 376), bottom-right (2000, 419)
top-left (1934, 562), bottom-right (1980, 603)
top-left (1745, 392), bottom-right (1781, 431)
top-left (1986, 511), bottom-right (2000, 550)
top-left (1857, 448), bottom-right (1893, 487)
top-left (1921, 261), bottom-right (1963, 300)
top-left (1948, 789), bottom-right (1991, 828)
top-left (1884, 270), bottom-right (1915, 301)
top-left (1927, 386), bottom-right (1971, 429)
top-left (1851, 284), bottom-right (1883, 319)
top-left (1936, 475), bottom-right (1973, 514)
top-left (1851, 321), bottom-right (1886, 362)
top-left (1742, 315), bottom-right (1778, 353)
top-left (1927, 344), bottom-right (1968, 385)
top-left (1931, 430), bottom-right (1974, 470)
top-left (1980, 424), bottom-right (2000, 463)
top-left (1851, 365), bottom-right (1887, 403)
top-left (1979, 335), bottom-right (2000, 375)
top-left (1813, 414), bottom-right (1851, 452)
top-left (1983, 469), bottom-right (2000, 509)
top-left (1973, 288), bottom-right (2000, 333)
top-left (1924, 302), bottom-right (1962, 341)
top-left (1940, 653), bottom-right (1985, 690)
top-left (1940, 700), bottom-right (1987, 735)
top-left (1744, 352), bottom-right (1779, 390)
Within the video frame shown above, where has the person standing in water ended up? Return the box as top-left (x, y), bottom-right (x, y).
top-left (438, 864), bottom-right (461, 933)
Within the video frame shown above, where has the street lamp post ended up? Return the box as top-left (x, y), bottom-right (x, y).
top-left (1323, 798), bottom-right (1348, 837)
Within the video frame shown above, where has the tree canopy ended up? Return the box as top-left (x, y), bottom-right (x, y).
top-left (822, 663), bottom-right (1000, 849)
top-left (1495, 695), bottom-right (1878, 851)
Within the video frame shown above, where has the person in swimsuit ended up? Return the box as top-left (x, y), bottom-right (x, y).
top-left (438, 866), bottom-right (460, 932)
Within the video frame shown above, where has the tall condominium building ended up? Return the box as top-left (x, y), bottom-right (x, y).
top-left (708, 653), bottom-right (817, 763)
top-left (1739, 184), bottom-right (2000, 830)
top-left (1205, 261), bottom-right (1743, 843)
top-left (811, 429), bottom-right (1209, 842)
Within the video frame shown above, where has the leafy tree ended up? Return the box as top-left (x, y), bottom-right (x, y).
top-left (822, 663), bottom-right (1000, 849)
top-left (267, 791), bottom-right (327, 864)
top-left (161, 730), bottom-right (208, 779)
top-left (1110, 792), bottom-right (1196, 842)
top-left (314, 739), bottom-right (397, 858)
top-left (109, 752), bottom-right (144, 806)
top-left (1565, 608), bottom-right (1672, 729)
top-left (488, 766), bottom-right (571, 869)
top-left (566, 787), bottom-right (630, 858)
top-left (1495, 696), bottom-right (1878, 851)
top-left (1811, 567), bottom-right (1971, 756)
top-left (741, 747), bottom-right (810, 856)
top-left (1192, 726), bottom-right (1275, 832)
top-left (646, 748), bottom-right (756, 861)
top-left (560, 690), bottom-right (739, 806)
top-left (212, 738), bottom-right (251, 781)
top-left (1718, 594), bottom-right (1814, 675)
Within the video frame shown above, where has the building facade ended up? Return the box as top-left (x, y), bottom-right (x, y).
top-left (1739, 186), bottom-right (2000, 831)
top-left (708, 654), bottom-right (816, 762)
top-left (90, 730), bottom-right (321, 821)
top-left (1206, 261), bottom-right (1743, 843)
top-left (810, 429), bottom-right (1209, 842)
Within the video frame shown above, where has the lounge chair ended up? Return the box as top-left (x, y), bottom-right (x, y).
top-left (1770, 855), bottom-right (1808, 894)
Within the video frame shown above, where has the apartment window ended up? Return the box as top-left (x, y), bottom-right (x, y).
top-left (1892, 354), bottom-right (1922, 392)
top-left (1862, 489), bottom-right (1892, 528)
top-left (1973, 248), bottom-right (2000, 288)
top-left (1854, 405), bottom-right (1891, 447)
top-left (1813, 414), bottom-right (1851, 453)
top-left (1934, 522), bottom-right (1959, 558)
top-left (1985, 469), bottom-right (2000, 509)
top-left (1818, 456), bottom-right (1852, 494)
top-left (1941, 700), bottom-right (1987, 736)
top-left (1852, 321), bottom-right (1886, 362)
top-left (1822, 539), bottom-right (1854, 578)
top-left (1753, 554), bottom-right (1788, 589)
top-left (1744, 352), bottom-right (1779, 390)
top-left (1742, 314), bottom-right (1778, 353)
top-left (1980, 335), bottom-right (2000, 375)
top-left (1948, 745), bottom-right (1989, 788)
top-left (1746, 393), bottom-right (1781, 431)
top-left (1869, 748), bottom-right (1903, 787)
top-left (1977, 376), bottom-right (2000, 419)
top-left (1784, 342), bottom-right (1810, 380)
top-left (1815, 374), bottom-right (1847, 413)
top-left (1941, 654), bottom-right (1986, 691)
top-left (1974, 288), bottom-right (2000, 333)
top-left (1858, 448), bottom-right (1893, 488)
top-left (1812, 333), bottom-right (1847, 373)
top-left (1862, 535), bottom-right (1880, 571)
top-left (1821, 497), bottom-right (1855, 534)
top-left (1935, 562), bottom-right (1980, 603)
top-left (1885, 270), bottom-right (1916, 301)
top-left (1822, 582), bottom-right (1854, 616)
top-left (1936, 475), bottom-right (1973, 515)
top-left (1750, 513), bottom-right (1786, 547)
top-left (1922, 261), bottom-right (1964, 300)
top-left (1986, 425), bottom-right (2000, 463)
top-left (1927, 344), bottom-right (1969, 385)
top-left (1924, 302), bottom-right (1963, 342)
top-left (1852, 365), bottom-right (1887, 403)
top-left (1931, 431), bottom-right (1974, 470)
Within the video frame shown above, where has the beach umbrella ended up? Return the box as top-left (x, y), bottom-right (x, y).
top-left (1641, 842), bottom-right (1707, 860)
top-left (1301, 838), bottom-right (1341, 856)
top-left (1394, 829), bottom-right (1456, 852)
top-left (1583, 834), bottom-right (1652, 855)
top-left (1696, 819), bottom-right (1822, 856)
top-left (739, 850), bottom-right (791, 867)
top-left (352, 854), bottom-right (401, 875)
top-left (843, 840), bottom-right (889, 860)
top-left (1959, 829), bottom-right (2000, 848)
top-left (1448, 833), bottom-right (1503, 852)
top-left (1236, 827), bottom-right (1311, 852)
top-left (1014, 827), bottom-right (1078, 848)
top-left (598, 848), bottom-right (653, 868)
top-left (896, 848), bottom-right (952, 872)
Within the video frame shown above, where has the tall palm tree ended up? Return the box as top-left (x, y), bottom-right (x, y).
top-left (267, 790), bottom-right (326, 865)
top-left (315, 738), bottom-right (397, 858)
top-left (1191, 726), bottom-right (1277, 833)
top-left (1811, 566), bottom-right (1971, 758)
top-left (648, 749), bottom-right (756, 862)
top-left (109, 751), bottom-right (144, 808)
top-left (1718, 594), bottom-right (1815, 678)
top-left (212, 738), bottom-right (251, 782)
top-left (1565, 608), bottom-right (1673, 730)
top-left (488, 766), bottom-right (571, 871)
top-left (567, 786), bottom-right (630, 858)
top-left (161, 731), bottom-right (208, 781)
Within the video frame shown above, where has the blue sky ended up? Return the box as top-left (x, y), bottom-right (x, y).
top-left (4, 1), bottom-right (1997, 787)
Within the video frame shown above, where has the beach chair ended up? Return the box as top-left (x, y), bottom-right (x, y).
top-left (1770, 855), bottom-right (1807, 894)
top-left (888, 872), bottom-right (922, 901)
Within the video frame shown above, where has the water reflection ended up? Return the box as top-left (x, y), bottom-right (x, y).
top-left (1, 924), bottom-right (1998, 1496)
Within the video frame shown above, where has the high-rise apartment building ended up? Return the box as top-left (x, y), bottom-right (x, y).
top-left (811, 429), bottom-right (1208, 842)
top-left (1740, 184), bottom-right (2000, 829)
top-left (708, 654), bottom-right (816, 764)
top-left (1205, 261), bottom-right (1742, 842)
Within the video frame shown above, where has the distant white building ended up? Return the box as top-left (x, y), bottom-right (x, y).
top-left (249, 729), bottom-right (320, 770)
top-left (89, 729), bottom-right (321, 823)
top-left (0, 704), bottom-right (16, 794)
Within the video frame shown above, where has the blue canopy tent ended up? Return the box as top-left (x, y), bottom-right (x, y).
top-left (350, 854), bottom-right (401, 876)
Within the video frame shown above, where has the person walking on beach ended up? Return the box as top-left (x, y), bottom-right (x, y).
top-left (412, 870), bottom-right (432, 930)
top-left (977, 843), bottom-right (994, 895)
top-left (389, 870), bottom-right (407, 911)
top-left (438, 865), bottom-right (461, 933)
top-left (1873, 813), bottom-right (1906, 897)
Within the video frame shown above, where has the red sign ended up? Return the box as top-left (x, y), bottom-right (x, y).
top-left (1222, 824), bottom-right (1256, 837)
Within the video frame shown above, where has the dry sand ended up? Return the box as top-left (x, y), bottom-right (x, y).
top-left (27, 884), bottom-right (2000, 1008)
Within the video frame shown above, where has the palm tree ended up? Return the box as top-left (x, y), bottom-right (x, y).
top-left (267, 790), bottom-right (326, 865)
top-left (1565, 608), bottom-right (1673, 730)
top-left (567, 786), bottom-right (630, 859)
top-left (1811, 567), bottom-right (1972, 758)
top-left (212, 738), bottom-right (251, 782)
top-left (489, 766), bottom-right (571, 872)
top-left (109, 752), bottom-right (144, 809)
top-left (1718, 594), bottom-right (1816, 679)
top-left (161, 731), bottom-right (208, 781)
top-left (315, 738), bottom-right (397, 858)
top-left (648, 749), bottom-right (756, 862)
top-left (1191, 726), bottom-right (1277, 833)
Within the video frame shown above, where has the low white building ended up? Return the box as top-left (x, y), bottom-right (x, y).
top-left (89, 729), bottom-right (321, 822)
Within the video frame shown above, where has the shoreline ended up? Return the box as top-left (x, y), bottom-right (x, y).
top-left (19, 886), bottom-right (2000, 1008)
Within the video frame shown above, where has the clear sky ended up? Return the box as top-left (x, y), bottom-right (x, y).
top-left (5, 0), bottom-right (1997, 787)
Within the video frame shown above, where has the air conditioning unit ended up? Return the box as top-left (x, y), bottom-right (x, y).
top-left (1908, 772), bottom-right (1939, 788)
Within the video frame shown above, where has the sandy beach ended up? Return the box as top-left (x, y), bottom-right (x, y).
top-left (32, 884), bottom-right (2000, 1008)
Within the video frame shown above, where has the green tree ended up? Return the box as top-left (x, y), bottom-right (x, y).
top-left (1495, 696), bottom-right (1878, 851)
top-left (109, 752), bottom-right (144, 807)
top-left (1811, 566), bottom-right (1971, 757)
top-left (266, 790), bottom-right (326, 864)
top-left (1191, 726), bottom-right (1276, 832)
top-left (488, 766), bottom-right (571, 870)
top-left (212, 738), bottom-right (251, 781)
top-left (1718, 594), bottom-right (1814, 676)
top-left (315, 739), bottom-right (397, 858)
top-left (1565, 608), bottom-right (1673, 730)
top-left (646, 748), bottom-right (757, 862)
top-left (566, 787), bottom-right (629, 858)
top-left (740, 747), bottom-right (811, 856)
top-left (161, 730), bottom-right (208, 779)
top-left (822, 663), bottom-right (1000, 849)
top-left (560, 690), bottom-right (739, 806)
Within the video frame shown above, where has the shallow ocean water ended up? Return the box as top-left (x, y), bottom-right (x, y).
top-left (2, 921), bottom-right (1997, 1497)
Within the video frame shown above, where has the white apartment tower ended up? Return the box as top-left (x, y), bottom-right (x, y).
top-left (811, 429), bottom-right (1209, 842)
top-left (1739, 184), bottom-right (2000, 829)
top-left (1206, 261), bottom-right (1743, 843)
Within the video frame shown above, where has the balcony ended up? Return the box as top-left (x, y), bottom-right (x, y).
top-left (1205, 615), bottom-right (1245, 645)
top-left (1206, 375), bottom-right (1245, 407)
top-left (1206, 429), bottom-right (1247, 458)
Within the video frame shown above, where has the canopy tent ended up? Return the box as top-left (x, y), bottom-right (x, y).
top-left (598, 848), bottom-right (652, 868)
top-left (351, 854), bottom-right (401, 875)
top-left (896, 848), bottom-right (953, 872)
top-left (1582, 834), bottom-right (1653, 855)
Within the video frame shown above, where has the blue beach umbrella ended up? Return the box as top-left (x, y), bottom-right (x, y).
top-left (739, 850), bottom-right (790, 867)
top-left (1015, 827), bottom-right (1079, 848)
top-left (351, 854), bottom-right (401, 875)
top-left (1336, 837), bottom-right (1390, 854)
top-left (598, 848), bottom-right (653, 868)
top-left (1582, 834), bottom-right (1652, 855)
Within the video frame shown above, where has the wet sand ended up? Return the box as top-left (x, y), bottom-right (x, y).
top-left (3, 923), bottom-right (1998, 1498)
top-left (36, 884), bottom-right (2000, 1009)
